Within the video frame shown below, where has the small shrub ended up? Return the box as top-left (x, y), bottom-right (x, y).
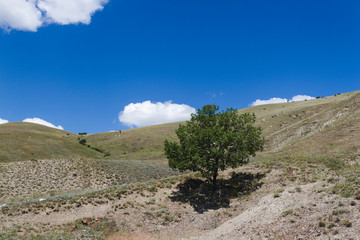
top-left (342, 219), bottom-right (352, 227)
top-left (327, 223), bottom-right (335, 229)
top-left (276, 188), bottom-right (285, 193)
top-left (79, 138), bottom-right (87, 145)
top-left (318, 221), bottom-right (326, 227)
top-left (146, 198), bottom-right (156, 205)
top-left (148, 186), bottom-right (158, 193)
top-left (281, 208), bottom-right (293, 217)
top-left (163, 215), bottom-right (174, 223)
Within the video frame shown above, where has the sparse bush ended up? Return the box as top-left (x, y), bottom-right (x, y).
top-left (281, 208), bottom-right (293, 217)
top-left (327, 223), bottom-right (335, 229)
top-left (146, 198), bottom-right (156, 205)
top-left (342, 219), bottom-right (352, 227)
top-left (318, 221), bottom-right (326, 227)
top-left (79, 138), bottom-right (87, 145)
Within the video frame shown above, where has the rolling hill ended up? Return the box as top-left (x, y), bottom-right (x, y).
top-left (1, 90), bottom-right (360, 239)
top-left (0, 122), bottom-right (103, 162)
top-left (87, 90), bottom-right (359, 161)
top-left (1, 90), bottom-right (359, 162)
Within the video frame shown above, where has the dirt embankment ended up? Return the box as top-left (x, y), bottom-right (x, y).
top-left (188, 182), bottom-right (360, 240)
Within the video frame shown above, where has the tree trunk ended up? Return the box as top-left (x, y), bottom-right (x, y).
top-left (212, 171), bottom-right (218, 191)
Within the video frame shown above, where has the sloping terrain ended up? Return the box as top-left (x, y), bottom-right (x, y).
top-left (1, 90), bottom-right (360, 239)
top-left (86, 122), bottom-right (180, 161)
top-left (85, 91), bottom-right (357, 160)
top-left (0, 158), bottom-right (179, 202)
top-left (190, 181), bottom-right (360, 240)
top-left (0, 122), bottom-right (103, 162)
top-left (1, 91), bottom-right (357, 162)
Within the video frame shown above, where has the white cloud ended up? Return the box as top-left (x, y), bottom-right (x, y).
top-left (38, 0), bottom-right (108, 25)
top-left (0, 0), bottom-right (43, 32)
top-left (0, 0), bottom-right (109, 32)
top-left (251, 95), bottom-right (315, 106)
top-left (23, 118), bottom-right (64, 130)
top-left (251, 97), bottom-right (289, 106)
top-left (119, 101), bottom-right (196, 128)
top-left (291, 95), bottom-right (315, 102)
top-left (0, 118), bottom-right (9, 124)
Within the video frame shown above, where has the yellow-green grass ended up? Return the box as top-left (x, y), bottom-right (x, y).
top-left (1, 90), bottom-right (358, 162)
top-left (86, 91), bottom-right (359, 160)
top-left (2, 91), bottom-right (360, 240)
top-left (86, 122), bottom-right (181, 161)
top-left (0, 122), bottom-right (103, 162)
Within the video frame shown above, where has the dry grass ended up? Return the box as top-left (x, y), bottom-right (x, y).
top-left (1, 90), bottom-right (360, 239)
top-left (0, 158), bottom-right (179, 203)
top-left (0, 122), bottom-right (102, 162)
top-left (86, 122), bottom-right (181, 161)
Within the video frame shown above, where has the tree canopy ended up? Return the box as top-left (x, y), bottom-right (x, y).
top-left (164, 104), bottom-right (264, 187)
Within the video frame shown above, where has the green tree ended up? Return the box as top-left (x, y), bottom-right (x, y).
top-left (164, 104), bottom-right (264, 188)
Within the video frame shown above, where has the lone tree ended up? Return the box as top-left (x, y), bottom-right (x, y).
top-left (164, 104), bottom-right (264, 188)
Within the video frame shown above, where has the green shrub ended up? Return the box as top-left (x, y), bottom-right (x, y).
top-left (318, 221), bottom-right (326, 227)
top-left (79, 138), bottom-right (87, 145)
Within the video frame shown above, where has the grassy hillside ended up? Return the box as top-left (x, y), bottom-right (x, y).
top-left (86, 91), bottom-right (359, 160)
top-left (86, 122), bottom-right (180, 161)
top-left (1, 90), bottom-right (360, 239)
top-left (1, 91), bottom-right (358, 162)
top-left (0, 122), bottom-right (103, 162)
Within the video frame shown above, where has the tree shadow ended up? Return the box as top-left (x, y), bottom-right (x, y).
top-left (170, 172), bottom-right (265, 213)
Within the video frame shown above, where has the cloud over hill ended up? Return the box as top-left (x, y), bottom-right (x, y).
top-left (23, 118), bottom-right (64, 130)
top-left (0, 118), bottom-right (9, 124)
top-left (119, 101), bottom-right (196, 128)
top-left (251, 95), bottom-right (315, 106)
top-left (0, 0), bottom-right (109, 32)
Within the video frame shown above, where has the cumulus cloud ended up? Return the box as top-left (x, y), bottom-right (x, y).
top-left (119, 101), bottom-right (196, 128)
top-left (251, 97), bottom-right (289, 106)
top-left (23, 118), bottom-right (64, 130)
top-left (251, 95), bottom-right (315, 106)
top-left (291, 95), bottom-right (315, 102)
top-left (0, 0), bottom-right (43, 32)
top-left (0, 118), bottom-right (9, 124)
top-left (0, 0), bottom-right (109, 32)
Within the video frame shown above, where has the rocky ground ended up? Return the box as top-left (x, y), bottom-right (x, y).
top-left (1, 160), bottom-right (359, 240)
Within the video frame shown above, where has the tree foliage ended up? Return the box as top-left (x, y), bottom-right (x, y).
top-left (164, 104), bottom-right (264, 187)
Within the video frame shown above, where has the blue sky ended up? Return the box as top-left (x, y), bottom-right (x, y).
top-left (0, 0), bottom-right (359, 133)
